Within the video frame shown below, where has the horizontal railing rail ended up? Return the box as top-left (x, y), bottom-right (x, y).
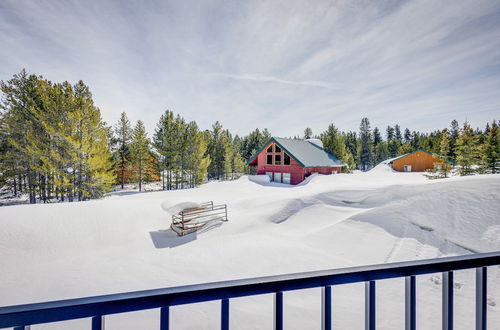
top-left (1, 251), bottom-right (499, 330)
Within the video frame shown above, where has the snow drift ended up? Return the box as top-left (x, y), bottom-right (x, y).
top-left (0, 172), bottom-right (499, 329)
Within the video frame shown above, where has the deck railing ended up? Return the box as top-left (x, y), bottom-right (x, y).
top-left (1, 251), bottom-right (499, 330)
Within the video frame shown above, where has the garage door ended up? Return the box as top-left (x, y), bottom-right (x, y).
top-left (283, 173), bottom-right (291, 184)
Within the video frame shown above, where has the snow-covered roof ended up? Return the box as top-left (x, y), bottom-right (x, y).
top-left (247, 137), bottom-right (345, 168)
top-left (305, 138), bottom-right (323, 148)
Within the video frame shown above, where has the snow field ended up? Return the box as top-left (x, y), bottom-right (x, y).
top-left (0, 169), bottom-right (499, 329)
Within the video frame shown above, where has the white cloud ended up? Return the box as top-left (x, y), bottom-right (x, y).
top-left (1, 0), bottom-right (499, 137)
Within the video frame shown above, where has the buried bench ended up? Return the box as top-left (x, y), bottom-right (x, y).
top-left (170, 201), bottom-right (228, 236)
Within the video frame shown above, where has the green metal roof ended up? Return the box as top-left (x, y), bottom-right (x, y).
top-left (246, 137), bottom-right (346, 168)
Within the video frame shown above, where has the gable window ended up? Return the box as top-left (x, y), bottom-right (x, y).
top-left (274, 154), bottom-right (282, 165)
top-left (267, 154), bottom-right (273, 165)
top-left (284, 153), bottom-right (290, 165)
top-left (267, 145), bottom-right (273, 153)
top-left (275, 145), bottom-right (281, 152)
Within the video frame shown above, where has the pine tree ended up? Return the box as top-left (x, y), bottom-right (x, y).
top-left (113, 112), bottom-right (132, 189)
top-left (183, 121), bottom-right (210, 186)
top-left (411, 131), bottom-right (420, 149)
top-left (1, 70), bottom-right (44, 203)
top-left (456, 121), bottom-right (480, 175)
top-left (485, 122), bottom-right (491, 134)
top-left (208, 121), bottom-right (224, 180)
top-left (0, 71), bottom-right (113, 203)
top-left (358, 118), bottom-right (374, 170)
top-left (232, 154), bottom-right (246, 178)
top-left (240, 128), bottom-right (271, 162)
top-left (387, 138), bottom-right (401, 158)
top-left (153, 110), bottom-right (180, 190)
top-left (130, 121), bottom-right (150, 192)
top-left (399, 142), bottom-right (413, 155)
top-left (449, 120), bottom-right (460, 161)
top-left (320, 124), bottom-right (355, 171)
top-left (304, 127), bottom-right (313, 139)
top-left (386, 126), bottom-right (395, 140)
top-left (221, 130), bottom-right (234, 180)
top-left (70, 80), bottom-right (114, 200)
top-left (394, 125), bottom-right (402, 143)
top-left (439, 129), bottom-right (450, 159)
top-left (344, 131), bottom-right (358, 167)
top-left (404, 128), bottom-right (411, 143)
top-left (481, 120), bottom-right (499, 173)
top-left (189, 129), bottom-right (210, 185)
top-left (231, 136), bottom-right (245, 178)
top-left (175, 115), bottom-right (188, 188)
top-left (373, 127), bottom-right (382, 146)
top-left (374, 141), bottom-right (389, 164)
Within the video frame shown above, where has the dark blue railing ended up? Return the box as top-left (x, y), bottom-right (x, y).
top-left (1, 251), bottom-right (499, 330)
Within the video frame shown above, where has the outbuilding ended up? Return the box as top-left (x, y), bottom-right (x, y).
top-left (246, 137), bottom-right (345, 185)
top-left (388, 148), bottom-right (448, 172)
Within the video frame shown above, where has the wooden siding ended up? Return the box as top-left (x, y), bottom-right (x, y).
top-left (252, 141), bottom-right (342, 184)
top-left (255, 141), bottom-right (304, 184)
top-left (392, 150), bottom-right (444, 172)
top-left (304, 167), bottom-right (342, 175)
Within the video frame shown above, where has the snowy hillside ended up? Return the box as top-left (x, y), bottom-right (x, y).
top-left (1, 170), bottom-right (499, 330)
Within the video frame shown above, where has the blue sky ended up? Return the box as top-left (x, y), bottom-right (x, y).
top-left (1, 0), bottom-right (499, 137)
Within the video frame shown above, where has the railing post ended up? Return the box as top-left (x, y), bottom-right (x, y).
top-left (476, 267), bottom-right (487, 330)
top-left (365, 281), bottom-right (376, 330)
top-left (405, 276), bottom-right (416, 330)
top-left (274, 291), bottom-right (283, 330)
top-left (160, 307), bottom-right (169, 330)
top-left (442, 271), bottom-right (453, 330)
top-left (322, 285), bottom-right (332, 330)
top-left (221, 299), bottom-right (229, 330)
top-left (91, 316), bottom-right (104, 330)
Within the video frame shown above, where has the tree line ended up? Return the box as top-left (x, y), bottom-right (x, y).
top-left (0, 70), bottom-right (114, 203)
top-left (313, 117), bottom-right (499, 175)
top-left (0, 71), bottom-right (271, 202)
top-left (1, 70), bottom-right (498, 203)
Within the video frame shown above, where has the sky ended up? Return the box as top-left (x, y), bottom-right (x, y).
top-left (1, 0), bottom-right (499, 137)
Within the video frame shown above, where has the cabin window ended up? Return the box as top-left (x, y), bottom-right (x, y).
top-left (284, 153), bottom-right (290, 165)
top-left (267, 145), bottom-right (273, 153)
top-left (275, 145), bottom-right (281, 152)
top-left (274, 154), bottom-right (282, 165)
top-left (267, 155), bottom-right (273, 165)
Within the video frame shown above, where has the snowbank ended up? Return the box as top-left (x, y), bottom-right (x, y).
top-left (306, 138), bottom-right (324, 148)
top-left (247, 174), bottom-right (271, 184)
top-left (369, 160), bottom-right (397, 173)
top-left (161, 201), bottom-right (201, 214)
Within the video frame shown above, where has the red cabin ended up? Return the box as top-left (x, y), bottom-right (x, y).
top-left (247, 137), bottom-right (345, 185)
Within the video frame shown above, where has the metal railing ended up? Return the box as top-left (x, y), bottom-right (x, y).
top-left (1, 251), bottom-right (499, 330)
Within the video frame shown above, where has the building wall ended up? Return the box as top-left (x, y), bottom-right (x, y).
top-left (392, 150), bottom-right (444, 172)
top-left (255, 141), bottom-right (305, 184)
top-left (304, 166), bottom-right (343, 176)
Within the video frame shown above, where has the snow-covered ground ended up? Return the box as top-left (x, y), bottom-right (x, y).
top-left (1, 166), bottom-right (499, 329)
